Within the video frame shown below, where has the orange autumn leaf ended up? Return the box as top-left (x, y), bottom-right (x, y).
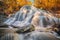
top-left (0, 0), bottom-right (32, 15)
top-left (34, 0), bottom-right (57, 9)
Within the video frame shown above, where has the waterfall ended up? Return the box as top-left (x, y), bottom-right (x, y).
top-left (1, 5), bottom-right (60, 40)
top-left (4, 5), bottom-right (59, 30)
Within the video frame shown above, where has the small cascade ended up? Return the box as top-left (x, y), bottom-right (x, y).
top-left (4, 5), bottom-right (60, 30)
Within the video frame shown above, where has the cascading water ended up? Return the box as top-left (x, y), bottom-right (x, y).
top-left (4, 5), bottom-right (59, 29)
top-left (1, 5), bottom-right (60, 40)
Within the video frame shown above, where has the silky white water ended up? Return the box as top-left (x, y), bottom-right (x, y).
top-left (2, 5), bottom-right (60, 40)
top-left (4, 5), bottom-right (59, 29)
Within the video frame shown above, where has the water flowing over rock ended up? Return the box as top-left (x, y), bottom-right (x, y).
top-left (0, 31), bottom-right (60, 40)
top-left (4, 5), bottom-right (59, 29)
top-left (1, 5), bottom-right (60, 40)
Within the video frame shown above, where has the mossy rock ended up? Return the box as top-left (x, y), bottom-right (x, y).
top-left (16, 25), bottom-right (35, 33)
